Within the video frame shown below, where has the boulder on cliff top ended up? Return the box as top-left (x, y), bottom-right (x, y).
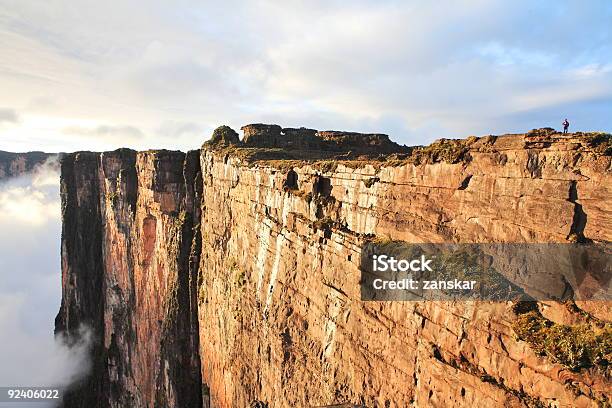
top-left (208, 125), bottom-right (241, 145)
top-left (241, 124), bottom-right (321, 149)
top-left (241, 124), bottom-right (283, 147)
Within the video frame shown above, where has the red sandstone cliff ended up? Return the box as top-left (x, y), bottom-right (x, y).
top-left (56, 149), bottom-right (202, 407)
top-left (56, 127), bottom-right (611, 407)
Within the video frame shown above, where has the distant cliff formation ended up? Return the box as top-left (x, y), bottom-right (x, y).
top-left (0, 150), bottom-right (55, 180)
top-left (55, 126), bottom-right (611, 407)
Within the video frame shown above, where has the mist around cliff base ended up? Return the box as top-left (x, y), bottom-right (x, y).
top-left (0, 158), bottom-right (92, 406)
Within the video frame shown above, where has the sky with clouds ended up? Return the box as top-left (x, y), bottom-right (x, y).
top-left (0, 0), bottom-right (611, 152)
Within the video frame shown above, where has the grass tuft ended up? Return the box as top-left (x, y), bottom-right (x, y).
top-left (512, 309), bottom-right (611, 371)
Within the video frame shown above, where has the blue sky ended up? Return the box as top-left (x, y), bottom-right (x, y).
top-left (0, 0), bottom-right (611, 152)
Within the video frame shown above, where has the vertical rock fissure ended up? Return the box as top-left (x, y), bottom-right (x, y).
top-left (457, 174), bottom-right (472, 190)
top-left (568, 180), bottom-right (588, 241)
top-left (154, 150), bottom-right (204, 408)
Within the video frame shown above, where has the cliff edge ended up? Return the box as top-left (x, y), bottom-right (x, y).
top-left (56, 125), bottom-right (611, 407)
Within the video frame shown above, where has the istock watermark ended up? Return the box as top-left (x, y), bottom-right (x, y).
top-left (371, 254), bottom-right (476, 291)
top-left (372, 254), bottom-right (433, 272)
top-left (360, 242), bottom-right (611, 301)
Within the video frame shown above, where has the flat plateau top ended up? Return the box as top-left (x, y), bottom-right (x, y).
top-left (204, 126), bottom-right (611, 167)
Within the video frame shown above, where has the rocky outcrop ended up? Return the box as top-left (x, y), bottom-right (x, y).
top-left (56, 126), bottom-right (611, 407)
top-left (0, 150), bottom-right (55, 180)
top-left (239, 123), bottom-right (410, 154)
top-left (208, 126), bottom-right (241, 146)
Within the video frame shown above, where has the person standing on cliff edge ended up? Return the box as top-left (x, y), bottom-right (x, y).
top-left (563, 118), bottom-right (570, 134)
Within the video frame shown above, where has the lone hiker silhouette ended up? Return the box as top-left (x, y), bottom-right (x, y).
top-left (562, 118), bottom-right (570, 134)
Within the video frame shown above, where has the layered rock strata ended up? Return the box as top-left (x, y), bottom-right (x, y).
top-left (56, 126), bottom-right (611, 407)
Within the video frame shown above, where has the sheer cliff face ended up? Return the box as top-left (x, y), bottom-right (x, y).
top-left (56, 128), bottom-right (611, 408)
top-left (56, 150), bottom-right (202, 407)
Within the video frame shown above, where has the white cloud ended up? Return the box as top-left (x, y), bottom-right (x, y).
top-left (63, 124), bottom-right (145, 141)
top-left (0, 294), bottom-right (91, 386)
top-left (0, 108), bottom-right (18, 125)
top-left (0, 160), bottom-right (91, 396)
top-left (0, 158), bottom-right (60, 225)
top-left (157, 120), bottom-right (205, 141)
top-left (0, 186), bottom-right (59, 225)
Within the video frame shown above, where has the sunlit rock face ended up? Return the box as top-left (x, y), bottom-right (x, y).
top-left (57, 126), bottom-right (611, 408)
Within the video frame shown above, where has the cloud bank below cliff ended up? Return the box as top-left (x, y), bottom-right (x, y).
top-left (0, 1), bottom-right (611, 152)
top-left (0, 160), bottom-right (91, 399)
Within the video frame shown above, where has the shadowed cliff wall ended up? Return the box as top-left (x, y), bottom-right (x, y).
top-left (56, 149), bottom-right (203, 407)
top-left (0, 150), bottom-right (56, 180)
